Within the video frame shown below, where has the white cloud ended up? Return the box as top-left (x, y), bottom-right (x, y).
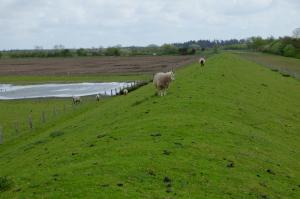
top-left (0, 0), bottom-right (299, 49)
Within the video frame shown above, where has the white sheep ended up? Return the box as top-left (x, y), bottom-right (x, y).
top-left (123, 89), bottom-right (128, 95)
top-left (72, 96), bottom-right (81, 104)
top-left (96, 94), bottom-right (100, 101)
top-left (199, 57), bottom-right (206, 66)
top-left (153, 71), bottom-right (175, 96)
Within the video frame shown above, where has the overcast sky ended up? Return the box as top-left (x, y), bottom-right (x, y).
top-left (0, 0), bottom-right (299, 49)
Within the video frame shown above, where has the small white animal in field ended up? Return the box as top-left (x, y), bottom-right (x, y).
top-left (123, 89), bottom-right (128, 95)
top-left (72, 96), bottom-right (81, 104)
top-left (199, 57), bottom-right (206, 66)
top-left (153, 71), bottom-right (175, 96)
top-left (96, 94), bottom-right (100, 101)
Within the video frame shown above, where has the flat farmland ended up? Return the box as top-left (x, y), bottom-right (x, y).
top-left (0, 55), bottom-right (196, 76)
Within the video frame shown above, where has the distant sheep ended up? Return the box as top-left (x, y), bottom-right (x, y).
top-left (72, 96), bottom-right (81, 104)
top-left (199, 57), bottom-right (206, 66)
top-left (123, 89), bottom-right (128, 95)
top-left (96, 94), bottom-right (100, 101)
top-left (153, 71), bottom-right (175, 96)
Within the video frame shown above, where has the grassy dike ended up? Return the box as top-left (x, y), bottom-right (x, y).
top-left (0, 53), bottom-right (300, 198)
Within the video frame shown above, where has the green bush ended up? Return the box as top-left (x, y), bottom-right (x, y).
top-left (160, 44), bottom-right (178, 55)
top-left (105, 48), bottom-right (121, 56)
top-left (247, 36), bottom-right (268, 50)
top-left (270, 41), bottom-right (285, 55)
top-left (0, 176), bottom-right (13, 192)
top-left (60, 49), bottom-right (73, 57)
top-left (283, 44), bottom-right (296, 57)
top-left (76, 48), bottom-right (88, 56)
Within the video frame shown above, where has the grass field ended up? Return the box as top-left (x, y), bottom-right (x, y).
top-left (233, 51), bottom-right (300, 79)
top-left (0, 97), bottom-right (103, 143)
top-left (0, 53), bottom-right (300, 198)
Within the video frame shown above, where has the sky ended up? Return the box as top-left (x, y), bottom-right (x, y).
top-left (0, 0), bottom-right (299, 49)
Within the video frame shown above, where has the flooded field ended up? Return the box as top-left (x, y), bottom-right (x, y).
top-left (0, 82), bottom-right (132, 99)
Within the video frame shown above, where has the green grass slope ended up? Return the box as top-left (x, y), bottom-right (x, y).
top-left (0, 98), bottom-right (102, 143)
top-left (0, 53), bottom-right (300, 198)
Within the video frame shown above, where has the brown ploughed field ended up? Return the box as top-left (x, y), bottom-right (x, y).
top-left (0, 56), bottom-right (196, 75)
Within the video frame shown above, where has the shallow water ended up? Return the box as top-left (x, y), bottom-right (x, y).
top-left (0, 82), bottom-right (132, 100)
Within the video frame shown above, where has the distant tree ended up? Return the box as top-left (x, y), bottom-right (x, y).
top-left (178, 48), bottom-right (189, 55)
top-left (61, 49), bottom-right (72, 57)
top-left (76, 48), bottom-right (88, 56)
top-left (270, 41), bottom-right (285, 55)
top-left (97, 47), bottom-right (104, 56)
top-left (161, 44), bottom-right (178, 55)
top-left (105, 47), bottom-right (121, 56)
top-left (120, 48), bottom-right (131, 56)
top-left (129, 47), bottom-right (139, 56)
top-left (283, 44), bottom-right (296, 57)
top-left (247, 37), bottom-right (267, 50)
top-left (292, 28), bottom-right (300, 39)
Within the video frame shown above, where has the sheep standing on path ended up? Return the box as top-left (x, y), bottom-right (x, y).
top-left (199, 57), bottom-right (206, 66)
top-left (153, 71), bottom-right (175, 96)
top-left (72, 96), bottom-right (81, 104)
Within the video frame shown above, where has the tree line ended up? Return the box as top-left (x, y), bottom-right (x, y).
top-left (0, 40), bottom-right (237, 58)
top-left (223, 28), bottom-right (300, 59)
top-left (1, 28), bottom-right (299, 59)
top-left (0, 44), bottom-right (202, 58)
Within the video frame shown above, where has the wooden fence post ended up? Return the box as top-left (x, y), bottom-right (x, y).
top-left (0, 126), bottom-right (3, 144)
top-left (111, 90), bottom-right (113, 96)
top-left (42, 111), bottom-right (46, 123)
top-left (14, 121), bottom-right (19, 134)
top-left (53, 107), bottom-right (57, 117)
top-left (28, 115), bottom-right (33, 130)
